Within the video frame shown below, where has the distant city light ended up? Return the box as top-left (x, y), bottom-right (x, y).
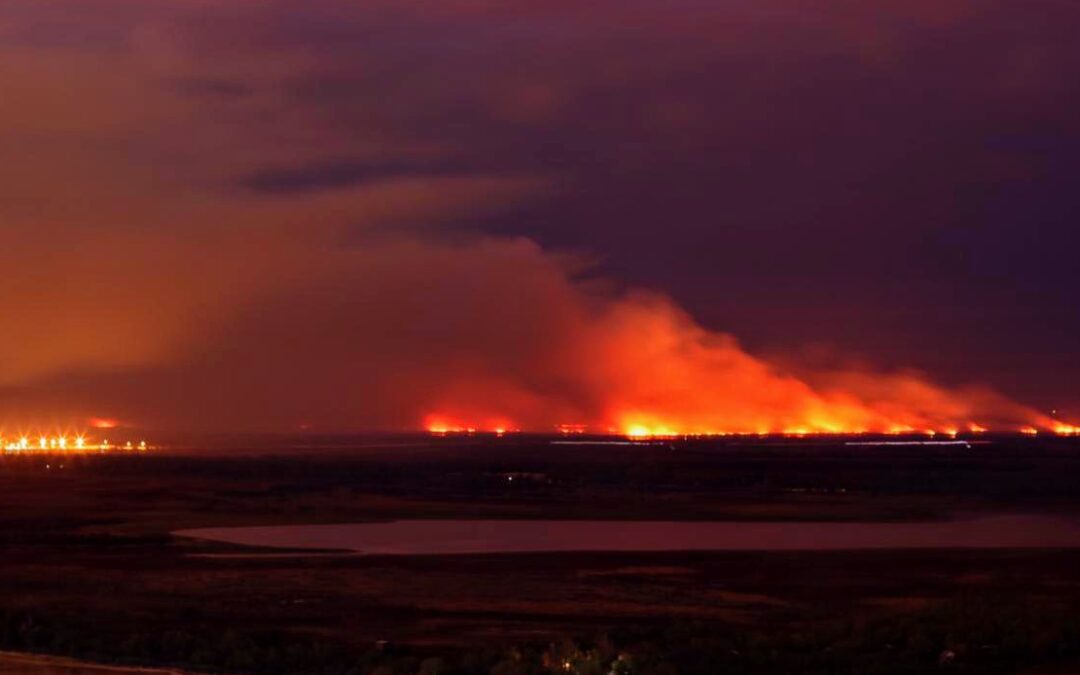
top-left (2, 432), bottom-right (154, 454)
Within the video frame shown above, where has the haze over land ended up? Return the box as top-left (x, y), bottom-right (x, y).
top-left (1, 0), bottom-right (1078, 433)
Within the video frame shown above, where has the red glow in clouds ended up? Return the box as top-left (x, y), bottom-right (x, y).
top-left (89, 418), bottom-right (120, 430)
top-left (423, 295), bottom-right (1075, 439)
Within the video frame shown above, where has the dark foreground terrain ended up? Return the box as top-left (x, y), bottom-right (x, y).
top-left (4, 434), bottom-right (1080, 674)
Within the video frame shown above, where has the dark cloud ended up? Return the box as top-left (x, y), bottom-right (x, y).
top-left (175, 78), bottom-right (255, 99)
top-left (240, 159), bottom-right (467, 195)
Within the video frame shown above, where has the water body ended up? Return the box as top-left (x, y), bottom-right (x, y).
top-left (176, 515), bottom-right (1080, 556)
top-left (0, 652), bottom-right (190, 674)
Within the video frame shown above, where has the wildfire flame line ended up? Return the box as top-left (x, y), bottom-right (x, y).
top-left (424, 417), bottom-right (1080, 440)
top-left (416, 296), bottom-right (1077, 442)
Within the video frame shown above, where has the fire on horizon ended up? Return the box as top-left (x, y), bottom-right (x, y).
top-left (426, 417), bottom-right (1080, 440)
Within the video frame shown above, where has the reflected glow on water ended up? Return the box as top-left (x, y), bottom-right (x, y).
top-left (177, 515), bottom-right (1080, 556)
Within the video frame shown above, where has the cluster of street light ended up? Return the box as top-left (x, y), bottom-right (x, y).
top-left (2, 435), bottom-right (149, 454)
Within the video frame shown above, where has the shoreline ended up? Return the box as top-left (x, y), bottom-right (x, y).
top-left (0, 651), bottom-right (194, 675)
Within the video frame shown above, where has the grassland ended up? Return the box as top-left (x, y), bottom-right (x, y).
top-left (3, 436), bottom-right (1080, 673)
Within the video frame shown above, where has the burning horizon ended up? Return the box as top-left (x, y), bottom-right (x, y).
top-left (420, 290), bottom-right (1076, 439)
top-left (0, 227), bottom-right (1072, 435)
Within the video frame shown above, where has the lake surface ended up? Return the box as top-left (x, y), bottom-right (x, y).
top-left (176, 515), bottom-right (1080, 556)
top-left (0, 651), bottom-right (189, 674)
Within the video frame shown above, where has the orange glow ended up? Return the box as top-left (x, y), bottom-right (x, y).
top-left (413, 297), bottom-right (1076, 441)
top-left (2, 432), bottom-right (153, 454)
top-left (427, 410), bottom-right (1080, 439)
top-left (424, 414), bottom-right (516, 436)
top-left (424, 407), bottom-right (1080, 440)
top-left (89, 418), bottom-right (120, 429)
top-left (425, 417), bottom-right (1080, 439)
top-left (424, 409), bottom-right (1080, 440)
top-left (421, 414), bottom-right (1080, 440)
top-left (424, 415), bottom-right (462, 435)
top-left (625, 424), bottom-right (679, 439)
top-left (557, 423), bottom-right (588, 435)
top-left (1055, 423), bottom-right (1080, 436)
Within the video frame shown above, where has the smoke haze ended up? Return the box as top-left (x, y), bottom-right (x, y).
top-left (1, 0), bottom-right (1077, 433)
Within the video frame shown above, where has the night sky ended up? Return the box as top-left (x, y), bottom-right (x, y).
top-left (1, 0), bottom-right (1078, 432)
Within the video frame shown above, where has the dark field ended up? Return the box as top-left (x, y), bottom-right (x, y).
top-left (4, 435), bottom-right (1080, 674)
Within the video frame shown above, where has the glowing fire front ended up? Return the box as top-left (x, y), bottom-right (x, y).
top-left (416, 296), bottom-right (1078, 441)
top-left (424, 415), bottom-right (519, 437)
top-left (425, 416), bottom-right (1080, 439)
